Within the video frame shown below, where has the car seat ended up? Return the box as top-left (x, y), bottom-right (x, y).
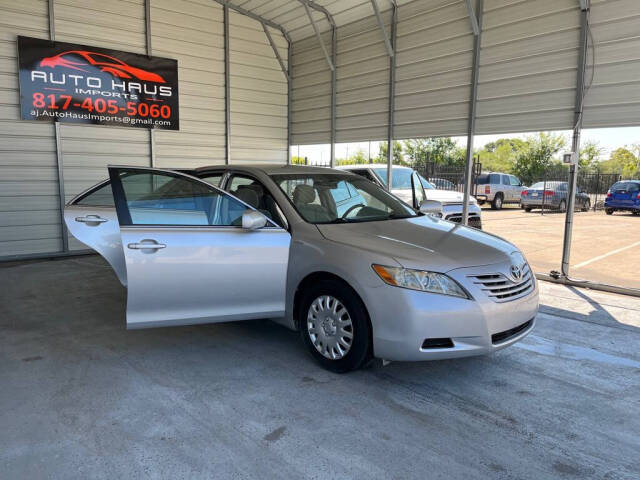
top-left (292, 184), bottom-right (332, 222)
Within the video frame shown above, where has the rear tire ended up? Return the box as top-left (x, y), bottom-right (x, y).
top-left (605, 208), bottom-right (614, 215)
top-left (524, 207), bottom-right (532, 212)
top-left (582, 199), bottom-right (590, 212)
top-left (559, 199), bottom-right (567, 213)
top-left (491, 194), bottom-right (503, 210)
top-left (299, 279), bottom-right (371, 373)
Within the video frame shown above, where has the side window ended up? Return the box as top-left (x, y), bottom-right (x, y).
top-left (227, 174), bottom-right (285, 227)
top-left (501, 175), bottom-right (510, 185)
top-left (509, 176), bottom-right (521, 186)
top-left (74, 181), bottom-right (114, 207)
top-left (115, 170), bottom-right (249, 227)
top-left (200, 174), bottom-right (223, 187)
top-left (489, 173), bottom-right (500, 184)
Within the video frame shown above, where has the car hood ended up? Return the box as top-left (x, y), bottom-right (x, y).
top-left (424, 189), bottom-right (474, 203)
top-left (317, 215), bottom-right (516, 272)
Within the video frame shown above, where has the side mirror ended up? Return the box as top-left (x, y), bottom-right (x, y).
top-left (242, 210), bottom-right (267, 230)
top-left (419, 199), bottom-right (443, 217)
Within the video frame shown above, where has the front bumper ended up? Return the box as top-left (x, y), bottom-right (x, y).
top-left (366, 263), bottom-right (538, 361)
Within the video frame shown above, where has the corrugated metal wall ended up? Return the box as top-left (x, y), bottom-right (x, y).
top-left (291, 30), bottom-right (332, 145)
top-left (583, 0), bottom-right (640, 128)
top-left (476, 0), bottom-right (580, 134)
top-left (53, 0), bottom-right (150, 251)
top-left (0, 1), bottom-right (61, 257)
top-left (229, 11), bottom-right (288, 163)
top-left (0, 0), bottom-right (288, 259)
top-left (152, 0), bottom-right (226, 168)
top-left (394, 0), bottom-right (474, 140)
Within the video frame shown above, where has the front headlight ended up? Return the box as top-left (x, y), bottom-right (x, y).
top-left (372, 264), bottom-right (470, 299)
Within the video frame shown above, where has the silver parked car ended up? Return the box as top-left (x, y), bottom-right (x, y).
top-left (65, 164), bottom-right (538, 372)
top-left (475, 172), bottom-right (525, 209)
top-left (338, 165), bottom-right (483, 229)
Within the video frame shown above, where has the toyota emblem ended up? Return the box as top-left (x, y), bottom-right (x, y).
top-left (510, 263), bottom-right (523, 281)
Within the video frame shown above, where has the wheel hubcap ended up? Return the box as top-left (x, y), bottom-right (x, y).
top-left (307, 295), bottom-right (353, 360)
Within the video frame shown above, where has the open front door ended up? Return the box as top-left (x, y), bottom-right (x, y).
top-left (109, 166), bottom-right (291, 329)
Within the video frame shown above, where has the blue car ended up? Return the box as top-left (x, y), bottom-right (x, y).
top-left (604, 180), bottom-right (640, 215)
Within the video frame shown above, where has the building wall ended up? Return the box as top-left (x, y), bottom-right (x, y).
top-left (0, 0), bottom-right (288, 259)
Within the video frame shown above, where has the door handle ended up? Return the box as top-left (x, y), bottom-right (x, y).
top-left (75, 215), bottom-right (108, 224)
top-left (127, 242), bottom-right (166, 250)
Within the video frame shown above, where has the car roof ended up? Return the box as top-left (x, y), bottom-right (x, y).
top-left (336, 164), bottom-right (411, 170)
top-left (192, 163), bottom-right (349, 176)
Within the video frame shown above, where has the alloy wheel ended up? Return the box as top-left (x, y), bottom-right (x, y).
top-left (307, 295), bottom-right (354, 360)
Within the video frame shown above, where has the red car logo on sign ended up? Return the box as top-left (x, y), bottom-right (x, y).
top-left (40, 50), bottom-right (166, 83)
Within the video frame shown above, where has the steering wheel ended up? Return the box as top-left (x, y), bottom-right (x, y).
top-left (341, 203), bottom-right (365, 219)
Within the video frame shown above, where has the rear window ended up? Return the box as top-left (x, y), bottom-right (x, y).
top-left (477, 174), bottom-right (489, 184)
top-left (612, 181), bottom-right (640, 192)
top-left (73, 181), bottom-right (114, 207)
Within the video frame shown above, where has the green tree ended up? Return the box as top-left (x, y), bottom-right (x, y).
top-left (512, 132), bottom-right (567, 185)
top-left (375, 141), bottom-right (404, 164)
top-left (579, 141), bottom-right (604, 173)
top-left (403, 138), bottom-right (464, 168)
top-left (337, 149), bottom-right (368, 166)
top-left (599, 147), bottom-right (637, 177)
top-left (476, 138), bottom-right (527, 173)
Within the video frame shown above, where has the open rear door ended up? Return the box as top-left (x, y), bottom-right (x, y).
top-left (108, 166), bottom-right (291, 329)
top-left (64, 180), bottom-right (127, 285)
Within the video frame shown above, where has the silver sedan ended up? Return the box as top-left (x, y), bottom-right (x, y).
top-left (65, 164), bottom-right (538, 372)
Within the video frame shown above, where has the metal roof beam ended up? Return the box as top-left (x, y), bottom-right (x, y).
top-left (301, 1), bottom-right (334, 71)
top-left (263, 23), bottom-right (290, 81)
top-left (370, 0), bottom-right (394, 57)
top-left (211, 0), bottom-right (291, 42)
top-left (465, 0), bottom-right (480, 35)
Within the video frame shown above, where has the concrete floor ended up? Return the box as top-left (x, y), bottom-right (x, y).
top-left (1, 256), bottom-right (639, 479)
top-left (481, 207), bottom-right (640, 290)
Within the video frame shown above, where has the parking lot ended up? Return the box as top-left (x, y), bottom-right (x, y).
top-left (1, 256), bottom-right (639, 479)
top-left (481, 207), bottom-right (640, 290)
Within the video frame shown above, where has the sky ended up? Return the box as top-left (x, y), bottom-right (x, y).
top-left (291, 126), bottom-right (640, 164)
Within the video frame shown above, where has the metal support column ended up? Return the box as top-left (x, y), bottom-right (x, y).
top-left (223, 4), bottom-right (231, 164)
top-left (145, 0), bottom-right (156, 167)
top-left (462, 0), bottom-right (482, 225)
top-left (48, 0), bottom-right (68, 252)
top-left (561, 0), bottom-right (590, 277)
top-left (330, 25), bottom-right (337, 167)
top-left (287, 40), bottom-right (292, 164)
top-left (386, 2), bottom-right (397, 191)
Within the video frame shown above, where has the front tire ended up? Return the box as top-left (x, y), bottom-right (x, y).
top-left (524, 207), bottom-right (532, 212)
top-left (299, 279), bottom-right (371, 373)
top-left (582, 199), bottom-right (590, 212)
top-left (605, 208), bottom-right (614, 215)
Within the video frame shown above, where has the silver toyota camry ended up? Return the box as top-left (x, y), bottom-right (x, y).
top-left (65, 164), bottom-right (538, 372)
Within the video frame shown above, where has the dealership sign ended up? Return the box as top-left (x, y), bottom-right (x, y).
top-left (17, 36), bottom-right (179, 130)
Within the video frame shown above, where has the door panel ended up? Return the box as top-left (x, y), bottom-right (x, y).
top-left (64, 205), bottom-right (127, 286)
top-left (120, 226), bottom-right (289, 328)
top-left (109, 166), bottom-right (290, 329)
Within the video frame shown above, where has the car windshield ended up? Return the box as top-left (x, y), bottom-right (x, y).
top-left (418, 174), bottom-right (435, 189)
top-left (271, 173), bottom-right (419, 224)
top-left (372, 167), bottom-right (412, 190)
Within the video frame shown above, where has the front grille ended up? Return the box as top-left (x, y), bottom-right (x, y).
top-left (491, 319), bottom-right (534, 344)
top-left (446, 214), bottom-right (482, 229)
top-left (468, 264), bottom-right (534, 302)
